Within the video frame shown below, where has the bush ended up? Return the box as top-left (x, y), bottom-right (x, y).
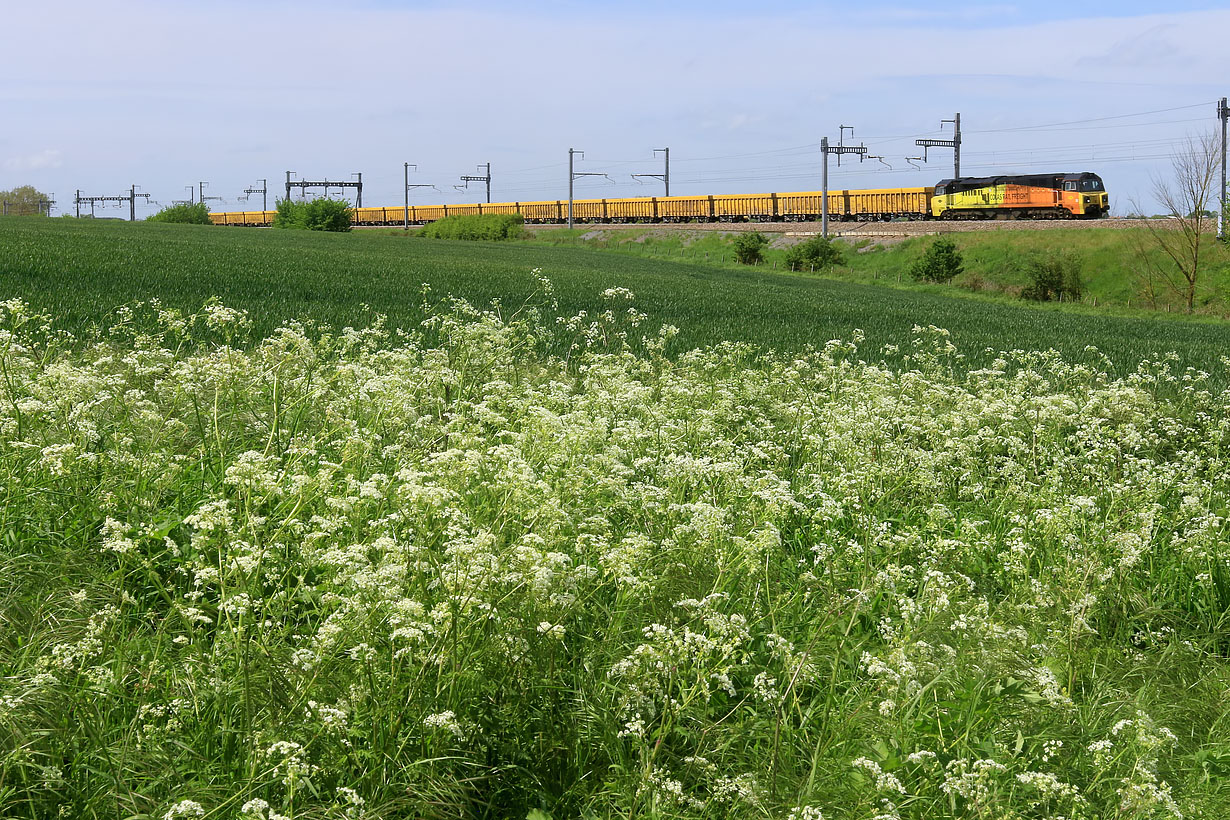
top-left (785, 236), bottom-right (844, 271)
top-left (419, 214), bottom-right (525, 241)
top-left (273, 198), bottom-right (353, 232)
top-left (1020, 251), bottom-right (1085, 302)
top-left (910, 237), bottom-right (964, 283)
top-left (147, 202), bottom-right (211, 225)
top-left (732, 231), bottom-right (769, 265)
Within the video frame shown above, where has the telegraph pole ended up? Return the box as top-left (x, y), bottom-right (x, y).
top-left (404, 163), bottom-right (435, 229)
top-left (1218, 96), bottom-right (1227, 241)
top-left (243, 180), bottom-right (268, 211)
top-left (405, 163), bottom-right (413, 228)
top-left (198, 182), bottom-right (223, 210)
top-left (569, 149), bottom-right (576, 228)
top-left (632, 147), bottom-right (670, 196)
top-left (821, 135), bottom-right (867, 238)
top-left (916, 113), bottom-right (961, 179)
top-left (459, 163), bottom-right (491, 203)
top-left (951, 113), bottom-right (961, 178)
top-left (129, 185), bottom-right (150, 220)
top-left (568, 149), bottom-right (605, 229)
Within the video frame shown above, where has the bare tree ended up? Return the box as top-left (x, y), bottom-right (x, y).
top-left (1131, 133), bottom-right (1220, 313)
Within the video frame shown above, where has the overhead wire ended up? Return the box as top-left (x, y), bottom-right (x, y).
top-left (314, 99), bottom-right (1223, 207)
top-left (966, 102), bottom-right (1215, 133)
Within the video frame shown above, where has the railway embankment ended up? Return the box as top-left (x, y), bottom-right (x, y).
top-left (528, 217), bottom-right (1206, 237)
top-left (526, 221), bottom-right (1230, 317)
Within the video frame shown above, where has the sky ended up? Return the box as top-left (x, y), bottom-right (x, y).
top-left (3, 0), bottom-right (1228, 218)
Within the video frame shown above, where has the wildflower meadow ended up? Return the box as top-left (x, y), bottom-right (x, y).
top-left (0, 275), bottom-right (1227, 819)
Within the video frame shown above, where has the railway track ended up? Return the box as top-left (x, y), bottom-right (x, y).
top-left (530, 218), bottom-right (1199, 237)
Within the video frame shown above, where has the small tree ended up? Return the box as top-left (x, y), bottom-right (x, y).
top-left (732, 231), bottom-right (769, 265)
top-left (910, 237), bottom-right (963, 283)
top-left (273, 198), bottom-right (353, 232)
top-left (1130, 133), bottom-right (1220, 312)
top-left (1020, 251), bottom-right (1084, 302)
top-left (785, 236), bottom-right (844, 271)
top-left (147, 202), bottom-right (211, 224)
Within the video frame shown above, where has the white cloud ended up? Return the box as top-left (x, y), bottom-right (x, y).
top-left (3, 149), bottom-right (63, 172)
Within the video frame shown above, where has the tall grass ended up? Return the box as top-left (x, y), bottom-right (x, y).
top-left (0, 289), bottom-right (1227, 818)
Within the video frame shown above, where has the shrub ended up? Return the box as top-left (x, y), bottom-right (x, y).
top-left (419, 214), bottom-right (525, 241)
top-left (785, 236), bottom-right (844, 271)
top-left (910, 237), bottom-right (963, 283)
top-left (732, 231), bottom-right (769, 265)
top-left (147, 202), bottom-right (211, 225)
top-left (273, 198), bottom-right (353, 232)
top-left (1020, 251), bottom-right (1085, 302)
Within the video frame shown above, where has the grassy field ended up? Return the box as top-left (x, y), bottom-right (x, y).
top-left (528, 225), bottom-right (1230, 315)
top-left (2, 216), bottom-right (1230, 818)
top-left (1, 271), bottom-right (1228, 819)
top-left (3, 217), bottom-right (1230, 383)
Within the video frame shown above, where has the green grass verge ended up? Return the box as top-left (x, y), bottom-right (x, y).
top-left (528, 226), bottom-right (1230, 315)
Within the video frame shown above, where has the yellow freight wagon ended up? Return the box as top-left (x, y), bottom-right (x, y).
top-left (844, 187), bottom-right (933, 220)
top-left (444, 203), bottom-right (481, 218)
top-left (413, 204), bottom-right (448, 222)
top-left (372, 206), bottom-right (418, 225)
top-left (657, 196), bottom-right (711, 222)
top-left (352, 207), bottom-right (383, 225)
top-left (775, 188), bottom-right (932, 221)
top-left (712, 193), bottom-right (775, 221)
top-left (211, 210), bottom-right (274, 226)
top-left (568, 198), bottom-right (607, 222)
top-left (478, 202), bottom-right (520, 216)
top-left (518, 201), bottom-right (561, 223)
top-left (606, 197), bottom-right (656, 222)
top-left (777, 192), bottom-right (825, 220)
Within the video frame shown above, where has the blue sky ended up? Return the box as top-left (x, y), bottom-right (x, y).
top-left (3, 1), bottom-right (1227, 216)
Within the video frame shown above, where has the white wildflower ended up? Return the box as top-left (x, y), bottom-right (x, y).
top-left (163, 800), bottom-right (205, 820)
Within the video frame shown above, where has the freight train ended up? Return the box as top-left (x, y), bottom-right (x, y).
top-left (208, 171), bottom-right (1108, 227)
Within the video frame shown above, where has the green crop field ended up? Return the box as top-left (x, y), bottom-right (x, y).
top-left (2, 217), bottom-right (1229, 382)
top-left (2, 216), bottom-right (1230, 819)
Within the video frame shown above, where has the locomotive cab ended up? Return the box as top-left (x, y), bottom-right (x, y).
top-left (1061, 173), bottom-right (1109, 218)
